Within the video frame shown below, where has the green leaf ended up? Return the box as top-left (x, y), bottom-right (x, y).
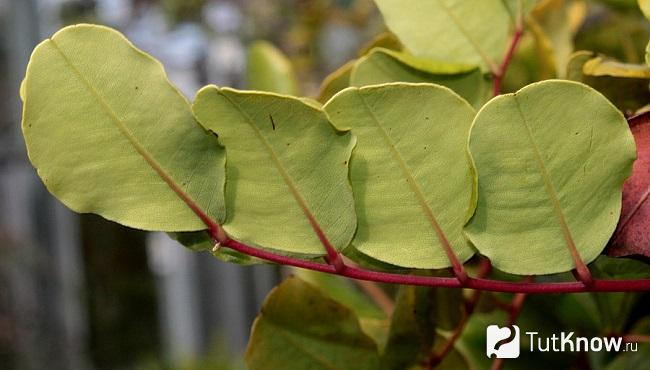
top-left (324, 83), bottom-right (476, 269)
top-left (292, 269), bottom-right (386, 319)
top-left (351, 48), bottom-right (490, 108)
top-left (22, 24), bottom-right (225, 231)
top-left (528, 0), bottom-right (575, 78)
top-left (381, 285), bottom-right (437, 370)
top-left (465, 80), bottom-right (636, 275)
top-left (567, 51), bottom-right (650, 112)
top-left (192, 87), bottom-right (356, 257)
top-left (318, 60), bottom-right (355, 103)
top-left (566, 50), bottom-right (594, 80)
top-left (589, 256), bottom-right (650, 332)
top-left (245, 277), bottom-right (380, 370)
top-left (373, 0), bottom-right (520, 72)
top-left (247, 41), bottom-right (300, 95)
top-left (583, 56), bottom-right (650, 78)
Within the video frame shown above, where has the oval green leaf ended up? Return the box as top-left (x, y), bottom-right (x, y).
top-left (567, 51), bottom-right (650, 112)
top-left (351, 48), bottom-right (489, 108)
top-left (465, 80), bottom-right (636, 275)
top-left (246, 277), bottom-right (380, 370)
top-left (192, 87), bottom-right (356, 257)
top-left (324, 83), bottom-right (476, 269)
top-left (374, 0), bottom-right (518, 72)
top-left (22, 24), bottom-right (226, 231)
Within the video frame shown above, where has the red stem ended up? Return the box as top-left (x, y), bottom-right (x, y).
top-left (425, 260), bottom-right (492, 368)
top-left (222, 237), bottom-right (650, 293)
top-left (492, 11), bottom-right (525, 96)
top-left (491, 277), bottom-right (532, 370)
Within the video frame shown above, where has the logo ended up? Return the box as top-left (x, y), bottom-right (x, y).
top-left (486, 325), bottom-right (520, 358)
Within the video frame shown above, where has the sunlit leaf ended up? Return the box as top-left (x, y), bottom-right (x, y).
top-left (22, 24), bottom-right (226, 231)
top-left (465, 80), bottom-right (636, 275)
top-left (528, 0), bottom-right (576, 78)
top-left (351, 48), bottom-right (489, 108)
top-left (325, 83), bottom-right (476, 269)
top-left (246, 277), bottom-right (380, 370)
top-left (192, 87), bottom-right (356, 257)
top-left (583, 56), bottom-right (650, 78)
top-left (374, 0), bottom-right (524, 72)
top-left (567, 51), bottom-right (650, 112)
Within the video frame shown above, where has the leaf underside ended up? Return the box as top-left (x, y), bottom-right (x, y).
top-left (22, 24), bottom-right (226, 232)
top-left (192, 86), bottom-right (357, 257)
top-left (325, 83), bottom-right (476, 269)
top-left (465, 80), bottom-right (636, 275)
top-left (245, 277), bottom-right (380, 370)
top-left (351, 48), bottom-right (489, 108)
top-left (374, 0), bottom-right (517, 71)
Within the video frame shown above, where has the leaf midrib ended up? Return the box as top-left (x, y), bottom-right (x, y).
top-left (357, 92), bottom-right (454, 253)
top-left (513, 97), bottom-right (580, 257)
top-left (47, 38), bottom-right (208, 225)
top-left (434, 0), bottom-right (498, 72)
top-left (219, 91), bottom-right (332, 249)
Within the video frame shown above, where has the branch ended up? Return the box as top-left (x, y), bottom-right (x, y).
top-left (492, 1), bottom-right (525, 96)
top-left (219, 236), bottom-right (650, 293)
top-left (425, 260), bottom-right (492, 368)
top-left (490, 277), bottom-right (533, 370)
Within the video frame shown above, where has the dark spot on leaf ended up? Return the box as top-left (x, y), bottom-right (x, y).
top-left (343, 161), bottom-right (348, 165)
top-left (425, 117), bottom-right (429, 120)
top-left (269, 114), bottom-right (276, 130)
top-left (135, 86), bottom-right (139, 90)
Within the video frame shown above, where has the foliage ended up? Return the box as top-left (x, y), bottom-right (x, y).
top-left (18, 0), bottom-right (650, 369)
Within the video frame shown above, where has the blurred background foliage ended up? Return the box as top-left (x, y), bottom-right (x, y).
top-left (2, 0), bottom-right (650, 369)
